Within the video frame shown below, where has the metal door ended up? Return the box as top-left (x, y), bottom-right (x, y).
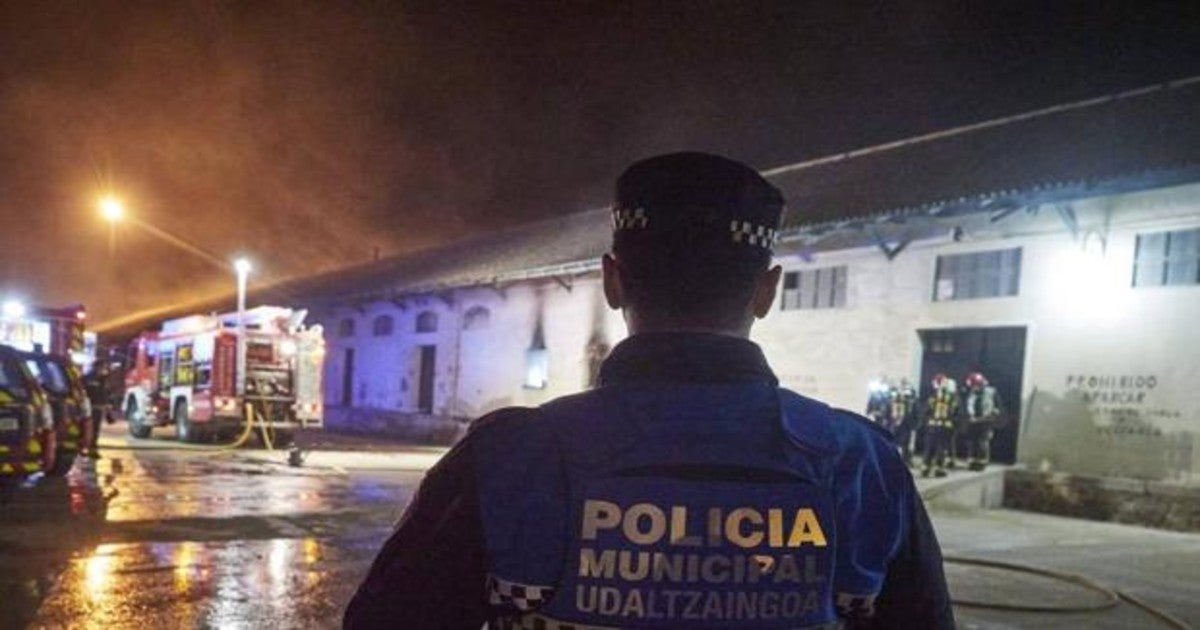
top-left (341, 348), bottom-right (354, 407)
top-left (417, 345), bottom-right (436, 413)
top-left (918, 326), bottom-right (1027, 463)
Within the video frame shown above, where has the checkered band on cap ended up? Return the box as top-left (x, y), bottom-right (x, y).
top-left (730, 220), bottom-right (778, 249)
top-left (612, 206), bottom-right (649, 230)
top-left (487, 574), bottom-right (555, 612)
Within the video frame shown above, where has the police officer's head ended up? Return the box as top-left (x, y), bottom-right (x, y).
top-left (602, 152), bottom-right (785, 335)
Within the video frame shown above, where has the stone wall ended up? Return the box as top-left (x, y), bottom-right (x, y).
top-left (1004, 469), bottom-right (1200, 532)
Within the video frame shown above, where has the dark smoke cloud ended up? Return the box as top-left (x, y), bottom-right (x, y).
top-left (0, 1), bottom-right (1197, 324)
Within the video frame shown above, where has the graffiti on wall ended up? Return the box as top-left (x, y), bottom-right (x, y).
top-left (1065, 374), bottom-right (1184, 438)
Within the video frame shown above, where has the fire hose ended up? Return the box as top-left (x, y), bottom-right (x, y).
top-left (937, 534), bottom-right (1189, 629)
top-left (943, 554), bottom-right (1191, 628)
top-left (916, 462), bottom-right (1193, 629)
top-left (217, 402), bottom-right (278, 451)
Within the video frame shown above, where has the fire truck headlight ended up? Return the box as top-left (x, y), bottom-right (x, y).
top-left (2, 300), bottom-right (26, 319)
top-left (279, 339), bottom-right (298, 358)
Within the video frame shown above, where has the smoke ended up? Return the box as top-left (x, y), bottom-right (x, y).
top-left (0, 2), bottom-right (472, 320)
top-left (1, 2), bottom-right (1196, 324)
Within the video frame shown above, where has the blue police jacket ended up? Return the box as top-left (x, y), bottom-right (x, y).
top-left (345, 333), bottom-right (954, 629)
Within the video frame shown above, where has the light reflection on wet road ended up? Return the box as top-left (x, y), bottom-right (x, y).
top-left (1, 445), bottom-right (425, 629)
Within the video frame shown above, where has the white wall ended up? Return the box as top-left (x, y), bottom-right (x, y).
top-left (755, 183), bottom-right (1200, 480)
top-left (320, 276), bottom-right (627, 419)
top-left (319, 182), bottom-right (1200, 481)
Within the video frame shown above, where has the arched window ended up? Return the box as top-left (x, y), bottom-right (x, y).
top-left (372, 315), bottom-right (394, 337)
top-left (416, 311), bottom-right (438, 333)
top-left (462, 306), bottom-right (491, 331)
top-left (337, 318), bottom-right (356, 338)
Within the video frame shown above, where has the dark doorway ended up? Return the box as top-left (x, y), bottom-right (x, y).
top-left (341, 348), bottom-right (355, 407)
top-left (917, 326), bottom-right (1027, 464)
top-left (417, 345), bottom-right (436, 413)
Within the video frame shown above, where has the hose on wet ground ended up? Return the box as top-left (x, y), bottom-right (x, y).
top-left (945, 547), bottom-right (1190, 624)
top-left (213, 402), bottom-right (277, 451)
top-left (921, 473), bottom-right (1192, 629)
top-left (943, 554), bottom-right (1192, 629)
top-left (215, 402), bottom-right (260, 450)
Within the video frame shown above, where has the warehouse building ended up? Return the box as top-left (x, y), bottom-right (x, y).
top-left (297, 78), bottom-right (1200, 483)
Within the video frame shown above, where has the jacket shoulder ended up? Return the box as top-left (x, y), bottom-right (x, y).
top-left (467, 405), bottom-right (539, 434)
top-left (779, 388), bottom-right (896, 457)
top-left (830, 407), bottom-right (896, 444)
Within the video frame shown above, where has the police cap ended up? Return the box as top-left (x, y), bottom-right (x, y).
top-left (611, 152), bottom-right (785, 271)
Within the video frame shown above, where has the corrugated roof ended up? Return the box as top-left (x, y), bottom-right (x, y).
top-left (770, 76), bottom-right (1200, 232)
top-left (268, 207), bottom-right (610, 306)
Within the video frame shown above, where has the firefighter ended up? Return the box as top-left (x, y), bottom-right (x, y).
top-left (345, 152), bottom-right (953, 629)
top-left (865, 376), bottom-right (890, 426)
top-left (83, 361), bottom-right (110, 457)
top-left (888, 377), bottom-right (919, 466)
top-left (962, 371), bottom-right (1002, 471)
top-left (922, 373), bottom-right (958, 478)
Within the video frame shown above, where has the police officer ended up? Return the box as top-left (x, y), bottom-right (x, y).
top-left (345, 152), bottom-right (954, 629)
top-left (922, 374), bottom-right (958, 478)
top-left (962, 372), bottom-right (1002, 471)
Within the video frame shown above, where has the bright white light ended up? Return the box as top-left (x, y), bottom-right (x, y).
top-left (2, 300), bottom-right (26, 319)
top-left (279, 339), bottom-right (297, 357)
top-left (524, 349), bottom-right (548, 389)
top-left (1047, 234), bottom-right (1126, 322)
top-left (233, 258), bottom-right (252, 276)
top-left (99, 196), bottom-right (125, 222)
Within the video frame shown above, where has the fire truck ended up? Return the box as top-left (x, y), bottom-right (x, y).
top-left (0, 303), bottom-right (93, 365)
top-left (121, 306), bottom-right (325, 443)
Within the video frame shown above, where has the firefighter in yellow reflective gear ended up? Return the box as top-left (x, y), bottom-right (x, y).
top-left (887, 378), bottom-right (919, 467)
top-left (921, 373), bottom-right (958, 478)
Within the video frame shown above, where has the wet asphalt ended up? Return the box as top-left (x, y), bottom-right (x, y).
top-left (0, 437), bottom-right (422, 630)
top-left (3, 429), bottom-right (1198, 629)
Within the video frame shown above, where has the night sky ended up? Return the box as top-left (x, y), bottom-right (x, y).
top-left (1, 1), bottom-right (1198, 326)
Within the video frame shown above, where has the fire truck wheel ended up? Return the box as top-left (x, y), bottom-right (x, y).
top-left (127, 399), bottom-right (152, 439)
top-left (174, 400), bottom-right (204, 443)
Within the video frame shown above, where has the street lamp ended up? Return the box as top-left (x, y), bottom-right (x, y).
top-left (234, 258), bottom-right (252, 397)
top-left (98, 196), bottom-right (125, 223)
top-left (98, 195), bottom-right (124, 253)
top-left (95, 195), bottom-right (228, 269)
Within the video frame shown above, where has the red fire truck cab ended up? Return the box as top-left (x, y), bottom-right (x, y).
top-left (122, 306), bottom-right (325, 443)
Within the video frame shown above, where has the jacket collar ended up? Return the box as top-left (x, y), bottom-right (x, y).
top-left (597, 332), bottom-right (778, 386)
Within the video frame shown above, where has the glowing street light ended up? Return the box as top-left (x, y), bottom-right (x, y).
top-left (98, 196), bottom-right (125, 223)
top-left (95, 194), bottom-right (229, 269)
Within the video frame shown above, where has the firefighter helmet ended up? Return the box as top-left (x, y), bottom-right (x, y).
top-left (965, 372), bottom-right (988, 388)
